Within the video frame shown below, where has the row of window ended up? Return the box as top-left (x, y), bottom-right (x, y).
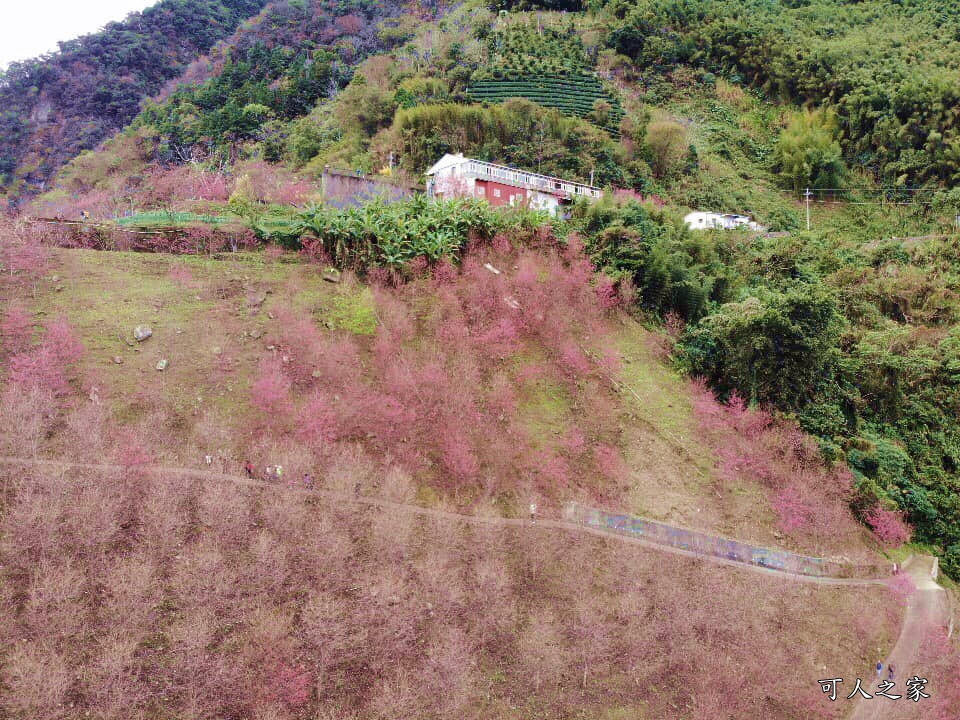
top-left (464, 161), bottom-right (599, 198)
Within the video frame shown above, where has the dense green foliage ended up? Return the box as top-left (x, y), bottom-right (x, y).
top-left (573, 196), bottom-right (731, 320)
top-left (469, 19), bottom-right (624, 135)
top-left (478, 17), bottom-right (590, 77)
top-left (775, 109), bottom-right (844, 193)
top-left (600, 0), bottom-right (960, 186)
top-left (467, 77), bottom-right (624, 137)
top-left (137, 45), bottom-right (343, 161)
top-left (390, 99), bottom-right (625, 186)
top-left (134, 0), bottom-right (408, 165)
top-left (0, 0), bottom-right (269, 197)
top-left (577, 196), bottom-right (960, 573)
top-left (293, 194), bottom-right (541, 268)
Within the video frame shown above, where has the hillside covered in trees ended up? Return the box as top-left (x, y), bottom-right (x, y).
top-left (0, 0), bottom-right (270, 199)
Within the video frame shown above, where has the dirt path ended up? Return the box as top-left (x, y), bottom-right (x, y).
top-left (848, 555), bottom-right (950, 720)
top-left (0, 455), bottom-right (896, 587)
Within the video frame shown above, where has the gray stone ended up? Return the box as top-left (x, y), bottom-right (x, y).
top-left (323, 268), bottom-right (341, 283)
top-left (133, 325), bottom-right (152, 342)
top-left (155, 359), bottom-right (168, 371)
top-left (212, 346), bottom-right (223, 356)
top-left (250, 329), bottom-right (264, 340)
top-left (112, 356), bottom-right (123, 365)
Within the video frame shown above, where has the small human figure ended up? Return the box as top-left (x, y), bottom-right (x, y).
top-left (80, 209), bottom-right (90, 222)
top-left (303, 472), bottom-right (313, 489)
top-left (529, 502), bottom-right (537, 523)
top-left (243, 460), bottom-right (254, 478)
top-left (893, 562), bottom-right (899, 575)
top-left (275, 465), bottom-right (284, 483)
top-left (887, 664), bottom-right (895, 682)
top-left (876, 661), bottom-right (883, 681)
top-left (204, 454), bottom-right (212, 466)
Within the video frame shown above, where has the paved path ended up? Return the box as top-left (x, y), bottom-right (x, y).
top-left (848, 555), bottom-right (951, 720)
top-left (0, 456), bottom-right (896, 586)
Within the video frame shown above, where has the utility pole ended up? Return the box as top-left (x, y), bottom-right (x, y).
top-left (804, 187), bottom-right (813, 230)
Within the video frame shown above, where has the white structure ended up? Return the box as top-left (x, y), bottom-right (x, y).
top-left (684, 211), bottom-right (764, 232)
top-left (425, 153), bottom-right (602, 216)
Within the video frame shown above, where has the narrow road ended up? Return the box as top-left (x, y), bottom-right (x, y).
top-left (848, 555), bottom-right (950, 720)
top-left (0, 455), bottom-right (895, 586)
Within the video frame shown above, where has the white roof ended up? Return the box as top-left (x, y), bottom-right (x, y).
top-left (425, 153), bottom-right (468, 176)
top-left (684, 211), bottom-right (750, 221)
top-left (425, 153), bottom-right (600, 194)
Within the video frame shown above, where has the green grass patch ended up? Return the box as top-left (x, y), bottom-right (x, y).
top-left (517, 374), bottom-right (571, 451)
top-left (325, 286), bottom-right (378, 335)
top-left (117, 210), bottom-right (233, 226)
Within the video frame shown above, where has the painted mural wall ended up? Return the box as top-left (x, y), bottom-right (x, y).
top-left (564, 502), bottom-right (890, 579)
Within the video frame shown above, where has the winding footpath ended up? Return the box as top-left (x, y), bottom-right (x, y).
top-left (849, 555), bottom-right (951, 720)
top-left (0, 455), bottom-right (953, 720)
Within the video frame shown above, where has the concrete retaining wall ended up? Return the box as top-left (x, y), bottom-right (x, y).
top-left (565, 502), bottom-right (889, 579)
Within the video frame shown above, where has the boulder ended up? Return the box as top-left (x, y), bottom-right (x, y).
top-left (133, 325), bottom-right (152, 342)
top-left (323, 268), bottom-right (341, 283)
top-left (156, 359), bottom-right (168, 371)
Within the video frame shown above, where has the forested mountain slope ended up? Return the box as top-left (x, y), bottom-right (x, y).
top-left (0, 0), bottom-right (270, 199)
top-left (602, 0), bottom-right (960, 186)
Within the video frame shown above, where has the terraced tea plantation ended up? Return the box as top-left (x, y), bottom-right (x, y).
top-left (467, 74), bottom-right (624, 138)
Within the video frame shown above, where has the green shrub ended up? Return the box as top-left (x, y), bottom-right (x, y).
top-left (292, 194), bottom-right (548, 271)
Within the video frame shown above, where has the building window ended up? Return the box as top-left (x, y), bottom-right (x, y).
top-left (493, 188), bottom-right (501, 198)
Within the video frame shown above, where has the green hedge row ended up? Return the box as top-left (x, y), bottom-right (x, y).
top-left (466, 75), bottom-right (625, 137)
